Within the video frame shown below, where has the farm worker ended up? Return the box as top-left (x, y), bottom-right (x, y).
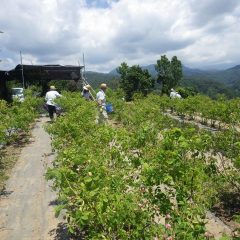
top-left (170, 88), bottom-right (181, 99)
top-left (82, 84), bottom-right (93, 101)
top-left (45, 85), bottom-right (62, 120)
top-left (96, 83), bottom-right (108, 124)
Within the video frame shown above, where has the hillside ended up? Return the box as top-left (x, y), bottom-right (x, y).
top-left (110, 64), bottom-right (240, 98)
top-left (139, 64), bottom-right (240, 83)
top-left (85, 71), bottom-right (120, 89)
top-left (211, 65), bottom-right (240, 86)
top-left (84, 64), bottom-right (240, 98)
top-left (181, 65), bottom-right (240, 97)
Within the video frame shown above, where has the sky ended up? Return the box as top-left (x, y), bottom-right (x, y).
top-left (0, 0), bottom-right (240, 72)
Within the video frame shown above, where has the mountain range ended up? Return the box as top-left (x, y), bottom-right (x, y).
top-left (85, 64), bottom-right (240, 98)
top-left (180, 64), bottom-right (240, 97)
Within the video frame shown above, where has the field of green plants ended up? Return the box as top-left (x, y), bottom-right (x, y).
top-left (46, 92), bottom-right (240, 239)
top-left (0, 90), bottom-right (42, 145)
top-left (0, 90), bottom-right (42, 189)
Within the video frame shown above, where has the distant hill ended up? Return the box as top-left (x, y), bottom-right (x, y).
top-left (141, 64), bottom-right (157, 77)
top-left (85, 71), bottom-right (120, 89)
top-left (109, 64), bottom-right (217, 78)
top-left (210, 65), bottom-right (240, 86)
top-left (136, 64), bottom-right (240, 98)
top-left (93, 64), bottom-right (240, 98)
top-left (181, 65), bottom-right (240, 97)
top-left (109, 68), bottom-right (119, 76)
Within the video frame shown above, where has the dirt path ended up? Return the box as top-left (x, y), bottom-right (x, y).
top-left (0, 117), bottom-right (68, 240)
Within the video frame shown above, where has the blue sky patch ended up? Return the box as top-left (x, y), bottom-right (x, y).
top-left (85, 0), bottom-right (118, 9)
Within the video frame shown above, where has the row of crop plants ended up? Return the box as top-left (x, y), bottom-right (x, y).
top-left (112, 94), bottom-right (240, 201)
top-left (156, 95), bottom-right (240, 129)
top-left (153, 95), bottom-right (240, 192)
top-left (111, 94), bottom-right (240, 236)
top-left (0, 90), bottom-right (42, 145)
top-left (46, 92), bottom-right (239, 239)
top-left (0, 90), bottom-right (43, 190)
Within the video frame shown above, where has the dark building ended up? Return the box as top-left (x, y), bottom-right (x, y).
top-left (0, 64), bottom-right (84, 100)
top-left (14, 64), bottom-right (83, 82)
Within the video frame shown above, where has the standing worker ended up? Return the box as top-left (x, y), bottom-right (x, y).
top-left (45, 85), bottom-right (62, 121)
top-left (96, 83), bottom-right (108, 124)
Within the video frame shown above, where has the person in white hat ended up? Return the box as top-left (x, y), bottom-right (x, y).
top-left (82, 84), bottom-right (93, 101)
top-left (96, 83), bottom-right (108, 124)
top-left (45, 85), bottom-right (62, 120)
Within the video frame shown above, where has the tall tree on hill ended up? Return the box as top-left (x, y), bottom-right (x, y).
top-left (117, 62), bottom-right (154, 101)
top-left (155, 55), bottom-right (182, 95)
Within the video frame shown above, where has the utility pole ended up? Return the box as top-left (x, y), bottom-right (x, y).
top-left (0, 31), bottom-right (3, 63)
top-left (82, 53), bottom-right (86, 80)
top-left (20, 51), bottom-right (25, 89)
top-left (81, 54), bottom-right (96, 99)
top-left (78, 59), bottom-right (83, 80)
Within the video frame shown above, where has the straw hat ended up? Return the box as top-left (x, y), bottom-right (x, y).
top-left (100, 83), bottom-right (107, 89)
top-left (83, 84), bottom-right (91, 90)
top-left (50, 85), bottom-right (56, 90)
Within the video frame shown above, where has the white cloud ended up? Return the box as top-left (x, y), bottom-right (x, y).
top-left (0, 0), bottom-right (240, 72)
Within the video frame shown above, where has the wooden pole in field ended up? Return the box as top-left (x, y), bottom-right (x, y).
top-left (20, 51), bottom-right (25, 89)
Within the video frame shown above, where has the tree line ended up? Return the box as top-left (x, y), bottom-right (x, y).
top-left (117, 55), bottom-right (183, 101)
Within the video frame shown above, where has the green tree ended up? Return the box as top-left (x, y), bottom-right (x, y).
top-left (117, 62), bottom-right (129, 81)
top-left (117, 63), bottom-right (154, 101)
top-left (176, 87), bottom-right (197, 98)
top-left (155, 55), bottom-right (182, 95)
top-left (171, 56), bottom-right (183, 89)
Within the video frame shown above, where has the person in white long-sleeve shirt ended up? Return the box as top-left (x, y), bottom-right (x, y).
top-left (45, 85), bottom-right (62, 120)
top-left (96, 83), bottom-right (108, 124)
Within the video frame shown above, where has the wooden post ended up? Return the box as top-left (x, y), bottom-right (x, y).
top-left (20, 51), bottom-right (25, 88)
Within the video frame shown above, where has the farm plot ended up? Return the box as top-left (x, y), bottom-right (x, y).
top-left (47, 93), bottom-right (240, 239)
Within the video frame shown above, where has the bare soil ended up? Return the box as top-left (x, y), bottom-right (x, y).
top-left (212, 191), bottom-right (240, 230)
top-left (0, 131), bottom-right (33, 191)
top-left (0, 117), bottom-right (69, 240)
